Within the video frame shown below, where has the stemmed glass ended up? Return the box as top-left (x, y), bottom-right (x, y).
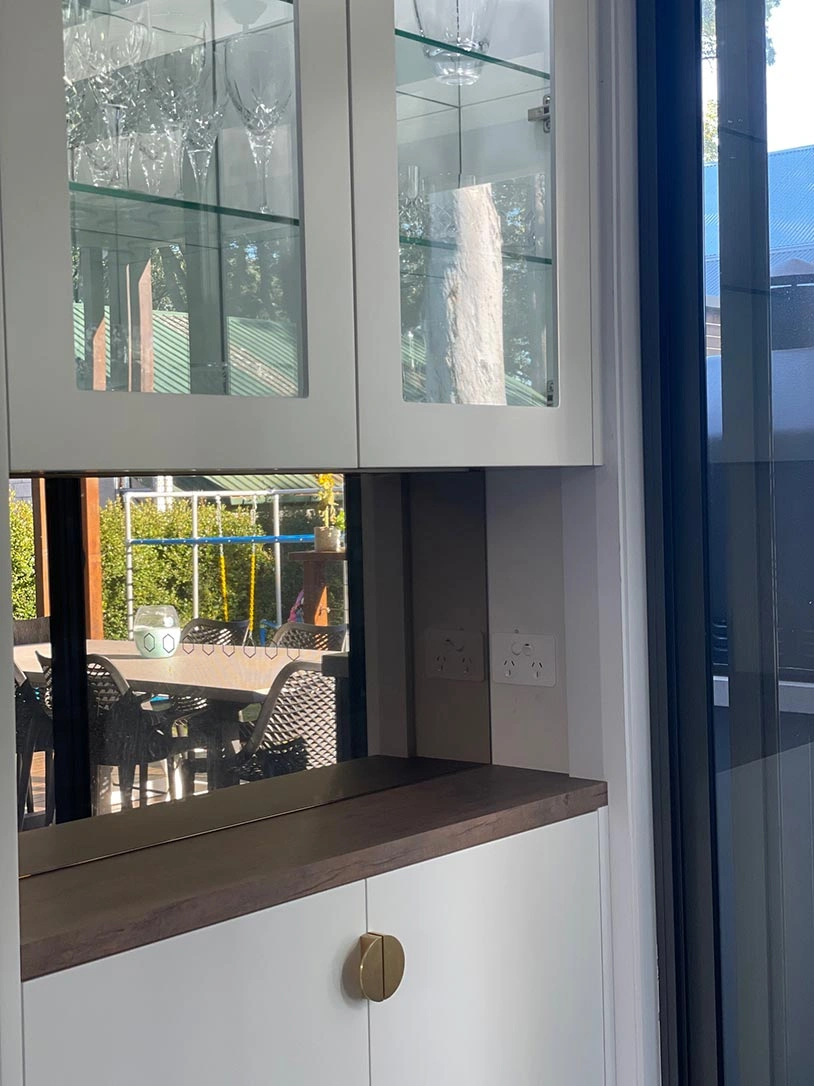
top-left (412, 0), bottom-right (498, 85)
top-left (65, 77), bottom-right (91, 181)
top-left (225, 24), bottom-right (294, 215)
top-left (129, 99), bottom-right (173, 194)
top-left (146, 15), bottom-right (208, 195)
top-left (183, 41), bottom-right (227, 199)
top-left (87, 7), bottom-right (151, 186)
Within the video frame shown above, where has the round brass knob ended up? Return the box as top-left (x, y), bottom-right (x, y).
top-left (359, 933), bottom-right (405, 1002)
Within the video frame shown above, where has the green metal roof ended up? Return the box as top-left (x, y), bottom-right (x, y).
top-left (73, 305), bottom-right (547, 409)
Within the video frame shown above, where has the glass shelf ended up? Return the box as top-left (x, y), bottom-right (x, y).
top-left (399, 234), bottom-right (552, 266)
top-left (395, 29), bottom-right (548, 117)
top-left (69, 183), bottom-right (300, 253)
top-left (395, 28), bottom-right (549, 82)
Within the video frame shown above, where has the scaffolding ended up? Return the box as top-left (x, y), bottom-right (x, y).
top-left (122, 485), bottom-right (346, 638)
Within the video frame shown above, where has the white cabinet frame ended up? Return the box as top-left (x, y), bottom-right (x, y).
top-left (0, 0), bottom-right (358, 475)
top-left (349, 0), bottom-right (599, 469)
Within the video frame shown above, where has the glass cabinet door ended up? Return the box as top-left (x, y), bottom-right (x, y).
top-left (350, 0), bottom-right (597, 468)
top-left (0, 0), bottom-right (356, 473)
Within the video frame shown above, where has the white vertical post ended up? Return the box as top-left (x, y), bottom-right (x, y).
top-left (124, 491), bottom-right (134, 639)
top-left (343, 550), bottom-right (349, 627)
top-left (273, 493), bottom-right (282, 629)
top-left (191, 493), bottom-right (200, 619)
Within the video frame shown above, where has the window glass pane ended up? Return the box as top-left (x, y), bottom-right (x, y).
top-left (704, 0), bottom-right (814, 1078)
top-left (395, 0), bottom-right (555, 406)
top-left (63, 0), bottom-right (304, 396)
top-left (13, 472), bottom-right (354, 826)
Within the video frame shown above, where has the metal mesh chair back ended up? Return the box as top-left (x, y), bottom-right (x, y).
top-left (249, 662), bottom-right (337, 770)
top-left (273, 622), bottom-right (348, 652)
top-left (86, 654), bottom-right (130, 713)
top-left (181, 618), bottom-right (250, 646)
top-left (34, 652), bottom-right (53, 714)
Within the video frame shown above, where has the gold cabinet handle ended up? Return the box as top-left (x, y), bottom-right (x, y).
top-left (359, 933), bottom-right (405, 1002)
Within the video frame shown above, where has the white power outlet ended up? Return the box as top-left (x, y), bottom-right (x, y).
top-left (425, 628), bottom-right (485, 682)
top-left (490, 632), bottom-right (556, 687)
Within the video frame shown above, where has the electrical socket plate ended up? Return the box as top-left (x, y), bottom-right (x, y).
top-left (490, 632), bottom-right (556, 687)
top-left (425, 628), bottom-right (485, 682)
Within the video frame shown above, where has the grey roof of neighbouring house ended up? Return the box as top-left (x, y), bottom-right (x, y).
top-left (705, 144), bottom-right (814, 298)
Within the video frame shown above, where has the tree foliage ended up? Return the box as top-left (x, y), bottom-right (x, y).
top-left (701, 0), bottom-right (781, 64)
top-left (9, 490), bottom-right (36, 620)
top-left (10, 490), bottom-right (346, 639)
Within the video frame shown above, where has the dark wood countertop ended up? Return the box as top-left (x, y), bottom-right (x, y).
top-left (20, 760), bottom-right (607, 981)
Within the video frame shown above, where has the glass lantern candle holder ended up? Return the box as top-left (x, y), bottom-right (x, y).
top-left (133, 604), bottom-right (182, 659)
top-left (412, 0), bottom-right (498, 85)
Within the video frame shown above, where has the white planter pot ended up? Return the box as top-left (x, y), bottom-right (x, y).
top-left (314, 525), bottom-right (342, 552)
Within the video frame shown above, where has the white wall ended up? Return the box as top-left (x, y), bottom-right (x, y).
top-left (486, 468), bottom-right (570, 772)
top-left (0, 225), bottom-right (25, 1084)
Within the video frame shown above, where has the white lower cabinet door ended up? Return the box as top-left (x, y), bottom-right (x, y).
top-left (366, 813), bottom-right (607, 1086)
top-left (23, 883), bottom-right (368, 1086)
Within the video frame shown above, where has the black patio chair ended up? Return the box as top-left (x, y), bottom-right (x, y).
top-left (13, 615), bottom-right (51, 646)
top-left (180, 618), bottom-right (250, 647)
top-left (14, 663), bottom-right (54, 831)
top-left (183, 660), bottom-right (337, 791)
top-left (272, 622), bottom-right (348, 652)
top-left (37, 652), bottom-right (194, 811)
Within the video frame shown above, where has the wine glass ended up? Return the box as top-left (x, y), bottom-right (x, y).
top-left (225, 25), bottom-right (294, 215)
top-left (412, 0), bottom-right (498, 85)
top-left (129, 99), bottom-right (173, 195)
top-left (84, 106), bottom-right (120, 188)
top-left (147, 15), bottom-right (208, 193)
top-left (183, 42), bottom-right (227, 199)
top-left (65, 76), bottom-right (91, 181)
top-left (86, 7), bottom-right (151, 186)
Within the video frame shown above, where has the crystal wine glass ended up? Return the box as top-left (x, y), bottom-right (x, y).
top-left (225, 25), bottom-right (294, 215)
top-left (183, 41), bottom-right (227, 199)
top-left (129, 99), bottom-right (173, 195)
top-left (412, 0), bottom-right (498, 85)
top-left (65, 76), bottom-right (91, 182)
top-left (86, 7), bottom-right (151, 186)
top-left (146, 16), bottom-right (208, 194)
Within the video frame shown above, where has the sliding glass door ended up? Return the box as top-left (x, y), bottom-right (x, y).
top-left (642, 0), bottom-right (814, 1081)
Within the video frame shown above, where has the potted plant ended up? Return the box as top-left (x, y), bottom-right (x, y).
top-left (314, 473), bottom-right (342, 551)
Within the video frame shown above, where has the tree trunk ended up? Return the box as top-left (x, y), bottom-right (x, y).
top-left (424, 183), bottom-right (507, 405)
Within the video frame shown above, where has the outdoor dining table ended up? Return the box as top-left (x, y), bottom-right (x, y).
top-left (14, 640), bottom-right (329, 705)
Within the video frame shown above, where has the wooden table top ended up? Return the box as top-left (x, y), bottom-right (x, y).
top-left (14, 640), bottom-right (329, 704)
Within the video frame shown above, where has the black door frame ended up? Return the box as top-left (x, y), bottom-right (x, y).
top-left (639, 0), bottom-right (780, 1080)
top-left (637, 0), bottom-right (722, 1079)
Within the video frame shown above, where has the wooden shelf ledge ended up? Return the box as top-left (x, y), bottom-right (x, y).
top-left (19, 759), bottom-right (607, 981)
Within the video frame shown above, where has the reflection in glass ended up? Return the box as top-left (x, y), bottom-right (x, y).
top-left (11, 474), bottom-right (351, 821)
top-left (62, 1), bottom-right (304, 398)
top-left (396, 22), bottom-right (554, 407)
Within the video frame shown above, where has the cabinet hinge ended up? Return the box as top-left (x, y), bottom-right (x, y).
top-left (528, 94), bottom-right (552, 133)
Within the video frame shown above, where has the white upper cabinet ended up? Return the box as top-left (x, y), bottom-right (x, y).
top-left (350, 0), bottom-right (599, 468)
top-left (0, 0), bottom-right (357, 475)
top-left (0, 0), bottom-right (598, 474)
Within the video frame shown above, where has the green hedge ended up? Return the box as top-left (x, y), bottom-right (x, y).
top-left (9, 489), bottom-right (36, 620)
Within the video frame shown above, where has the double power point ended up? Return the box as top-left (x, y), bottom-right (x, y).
top-left (424, 628), bottom-right (557, 687)
top-left (490, 632), bottom-right (556, 687)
